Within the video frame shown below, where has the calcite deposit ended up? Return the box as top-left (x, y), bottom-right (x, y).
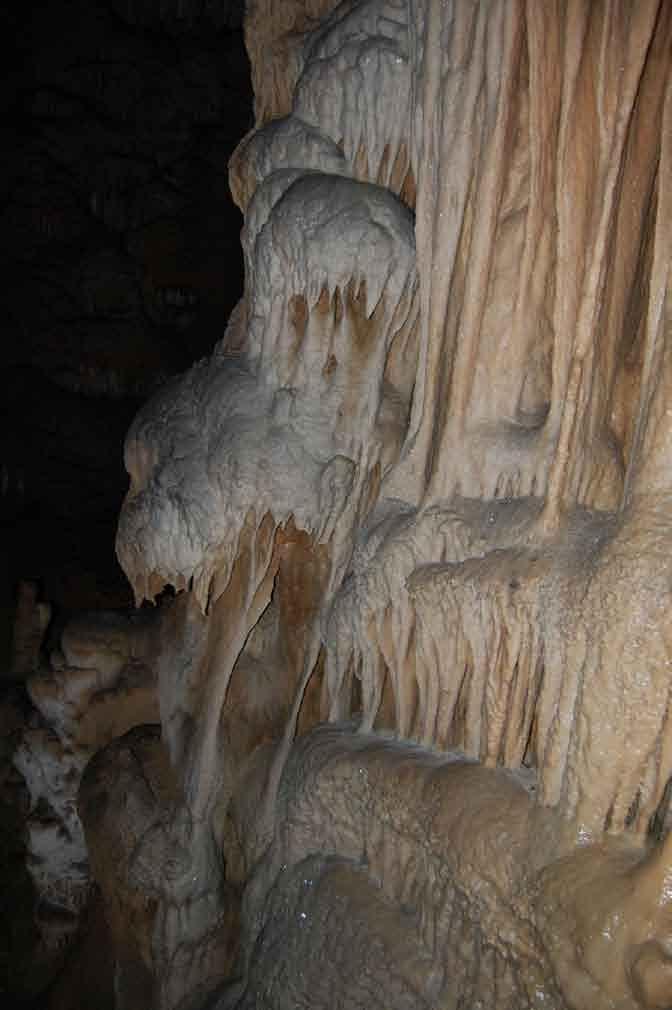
top-left (22, 0), bottom-right (672, 1008)
top-left (14, 609), bottom-right (159, 973)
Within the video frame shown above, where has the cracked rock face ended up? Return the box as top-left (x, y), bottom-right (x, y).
top-left (65, 0), bottom-right (672, 1008)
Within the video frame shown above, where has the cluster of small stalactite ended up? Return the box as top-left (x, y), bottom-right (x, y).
top-left (323, 493), bottom-right (672, 844)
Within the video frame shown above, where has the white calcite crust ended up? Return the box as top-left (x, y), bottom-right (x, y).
top-left (118, 173), bottom-right (417, 610)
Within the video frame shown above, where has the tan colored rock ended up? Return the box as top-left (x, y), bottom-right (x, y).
top-left (79, 725), bottom-right (240, 1010)
top-left (106, 0), bottom-right (672, 1007)
top-left (244, 0), bottom-right (343, 125)
top-left (236, 724), bottom-right (672, 1010)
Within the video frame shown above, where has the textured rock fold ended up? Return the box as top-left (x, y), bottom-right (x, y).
top-left (84, 0), bottom-right (672, 1007)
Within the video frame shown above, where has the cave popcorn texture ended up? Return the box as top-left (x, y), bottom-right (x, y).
top-left (99, 0), bottom-right (672, 1007)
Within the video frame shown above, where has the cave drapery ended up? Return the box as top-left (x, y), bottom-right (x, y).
top-left (18, 0), bottom-right (672, 1008)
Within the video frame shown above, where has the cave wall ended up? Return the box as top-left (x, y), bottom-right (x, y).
top-left (14, 1), bottom-right (672, 1008)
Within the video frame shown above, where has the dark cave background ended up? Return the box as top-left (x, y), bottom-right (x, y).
top-left (0, 0), bottom-right (251, 661)
top-left (0, 0), bottom-right (251, 1002)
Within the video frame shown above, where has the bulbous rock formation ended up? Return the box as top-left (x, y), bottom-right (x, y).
top-left (87, 0), bottom-right (672, 1007)
top-left (14, 609), bottom-right (159, 974)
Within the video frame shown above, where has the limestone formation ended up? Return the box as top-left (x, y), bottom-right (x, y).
top-left (79, 724), bottom-right (239, 1010)
top-left (70, 0), bottom-right (672, 1007)
top-left (235, 724), bottom-right (672, 1010)
top-left (14, 609), bottom-right (159, 974)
